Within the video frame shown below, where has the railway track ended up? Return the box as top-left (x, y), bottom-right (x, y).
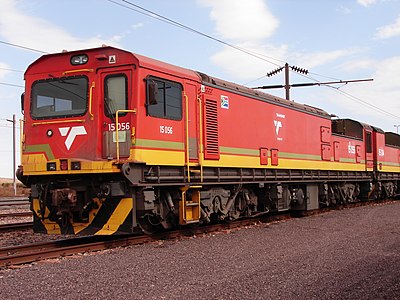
top-left (0, 197), bottom-right (29, 207)
top-left (0, 212), bottom-right (32, 218)
top-left (0, 216), bottom-right (281, 268)
top-left (0, 222), bottom-right (33, 233)
top-left (0, 199), bottom-right (396, 268)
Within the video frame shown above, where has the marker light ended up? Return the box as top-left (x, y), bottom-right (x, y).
top-left (60, 159), bottom-right (68, 171)
top-left (47, 162), bottom-right (56, 171)
top-left (71, 54), bottom-right (88, 65)
top-left (71, 161), bottom-right (81, 170)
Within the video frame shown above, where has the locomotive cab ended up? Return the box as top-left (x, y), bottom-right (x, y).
top-left (20, 47), bottom-right (140, 234)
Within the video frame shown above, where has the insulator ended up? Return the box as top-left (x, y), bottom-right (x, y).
top-left (266, 66), bottom-right (284, 77)
top-left (291, 65), bottom-right (309, 74)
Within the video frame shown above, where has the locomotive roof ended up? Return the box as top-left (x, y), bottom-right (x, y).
top-left (197, 72), bottom-right (331, 118)
top-left (26, 46), bottom-right (330, 118)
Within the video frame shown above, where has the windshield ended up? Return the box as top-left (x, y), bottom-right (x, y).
top-left (31, 76), bottom-right (88, 119)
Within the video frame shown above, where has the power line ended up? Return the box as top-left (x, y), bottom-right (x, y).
top-left (251, 64), bottom-right (399, 120)
top-left (0, 3), bottom-right (395, 122)
top-left (0, 67), bottom-right (24, 73)
top-left (107, 0), bottom-right (284, 67)
top-left (0, 40), bottom-right (48, 54)
top-left (281, 70), bottom-right (400, 120)
top-left (0, 82), bottom-right (24, 88)
top-left (111, 0), bottom-right (395, 118)
top-left (323, 85), bottom-right (400, 121)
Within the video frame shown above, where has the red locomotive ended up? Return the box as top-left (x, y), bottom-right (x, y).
top-left (17, 46), bottom-right (400, 234)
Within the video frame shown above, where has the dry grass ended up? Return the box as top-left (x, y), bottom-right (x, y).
top-left (0, 178), bottom-right (30, 196)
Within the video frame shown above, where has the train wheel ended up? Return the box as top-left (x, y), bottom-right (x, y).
top-left (138, 213), bottom-right (163, 234)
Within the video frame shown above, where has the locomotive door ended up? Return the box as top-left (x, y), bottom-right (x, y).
top-left (365, 130), bottom-right (374, 170)
top-left (185, 82), bottom-right (199, 162)
top-left (99, 68), bottom-right (133, 159)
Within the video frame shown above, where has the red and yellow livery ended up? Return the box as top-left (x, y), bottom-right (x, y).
top-left (17, 46), bottom-right (400, 234)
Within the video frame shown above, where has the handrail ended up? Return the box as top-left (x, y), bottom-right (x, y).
top-left (197, 95), bottom-right (204, 182)
top-left (32, 119), bottom-right (85, 126)
top-left (88, 81), bottom-right (95, 120)
top-left (181, 186), bottom-right (189, 222)
top-left (115, 109), bottom-right (137, 161)
top-left (62, 69), bottom-right (94, 75)
top-left (184, 93), bottom-right (190, 182)
top-left (20, 118), bottom-right (24, 162)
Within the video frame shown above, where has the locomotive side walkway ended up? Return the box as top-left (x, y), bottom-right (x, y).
top-left (0, 202), bottom-right (399, 300)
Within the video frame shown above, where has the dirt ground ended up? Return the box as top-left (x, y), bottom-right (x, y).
top-left (0, 178), bottom-right (29, 196)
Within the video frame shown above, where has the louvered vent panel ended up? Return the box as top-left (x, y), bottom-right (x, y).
top-left (204, 99), bottom-right (220, 160)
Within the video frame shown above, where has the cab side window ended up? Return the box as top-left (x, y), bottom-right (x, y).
top-left (366, 131), bottom-right (372, 153)
top-left (146, 77), bottom-right (182, 120)
top-left (104, 74), bottom-right (128, 118)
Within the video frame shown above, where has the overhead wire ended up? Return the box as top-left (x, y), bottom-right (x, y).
top-left (0, 82), bottom-right (24, 88)
top-left (323, 85), bottom-right (400, 120)
top-left (107, 1), bottom-right (400, 120)
top-left (107, 0), bottom-right (284, 67)
top-left (274, 69), bottom-right (400, 120)
top-left (0, 40), bottom-right (48, 54)
top-left (0, 67), bottom-right (24, 73)
top-left (0, 2), bottom-right (397, 121)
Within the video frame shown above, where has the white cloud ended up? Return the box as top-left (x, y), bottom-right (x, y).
top-left (0, 62), bottom-right (11, 80)
top-left (309, 56), bottom-right (400, 131)
top-left (198, 0), bottom-right (360, 82)
top-left (292, 49), bottom-right (360, 69)
top-left (199, 0), bottom-right (400, 131)
top-left (0, 0), bottom-right (121, 53)
top-left (132, 22), bottom-right (144, 30)
top-left (339, 59), bottom-right (375, 72)
top-left (210, 43), bottom-right (288, 79)
top-left (337, 5), bottom-right (352, 14)
top-left (198, 0), bottom-right (284, 80)
top-left (198, 0), bottom-right (278, 42)
top-left (357, 0), bottom-right (377, 7)
top-left (375, 14), bottom-right (400, 39)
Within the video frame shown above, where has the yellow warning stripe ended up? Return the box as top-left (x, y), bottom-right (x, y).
top-left (32, 198), bottom-right (61, 234)
top-left (95, 198), bottom-right (133, 235)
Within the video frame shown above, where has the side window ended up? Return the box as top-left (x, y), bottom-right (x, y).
top-left (146, 77), bottom-right (182, 120)
top-left (104, 74), bottom-right (128, 118)
top-left (366, 131), bottom-right (372, 153)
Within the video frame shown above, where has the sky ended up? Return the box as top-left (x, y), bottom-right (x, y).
top-left (0, 0), bottom-right (400, 178)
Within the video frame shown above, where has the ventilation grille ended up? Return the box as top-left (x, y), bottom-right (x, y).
top-left (204, 99), bottom-right (220, 160)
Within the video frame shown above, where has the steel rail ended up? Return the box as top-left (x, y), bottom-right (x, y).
top-left (0, 217), bottom-right (282, 268)
top-left (0, 212), bottom-right (33, 218)
top-left (0, 222), bottom-right (33, 233)
top-left (0, 199), bottom-right (396, 268)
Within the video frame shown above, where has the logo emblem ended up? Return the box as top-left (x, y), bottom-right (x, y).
top-left (274, 113), bottom-right (285, 141)
top-left (274, 120), bottom-right (282, 135)
top-left (220, 95), bottom-right (229, 109)
top-left (59, 126), bottom-right (87, 150)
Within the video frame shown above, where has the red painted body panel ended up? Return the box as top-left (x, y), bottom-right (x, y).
top-left (21, 46), bottom-right (399, 176)
top-left (210, 89), bottom-right (330, 156)
top-left (373, 131), bottom-right (400, 171)
top-left (331, 134), bottom-right (365, 164)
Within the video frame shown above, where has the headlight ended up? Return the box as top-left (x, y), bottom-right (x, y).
top-left (70, 54), bottom-right (88, 65)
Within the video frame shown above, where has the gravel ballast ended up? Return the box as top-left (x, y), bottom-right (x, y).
top-left (0, 202), bottom-right (399, 299)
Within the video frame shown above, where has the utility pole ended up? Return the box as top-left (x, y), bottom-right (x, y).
top-left (6, 114), bottom-right (16, 196)
top-left (394, 125), bottom-right (400, 134)
top-left (252, 63), bottom-right (373, 101)
top-left (284, 63), bottom-right (290, 101)
top-left (257, 63), bottom-right (309, 101)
